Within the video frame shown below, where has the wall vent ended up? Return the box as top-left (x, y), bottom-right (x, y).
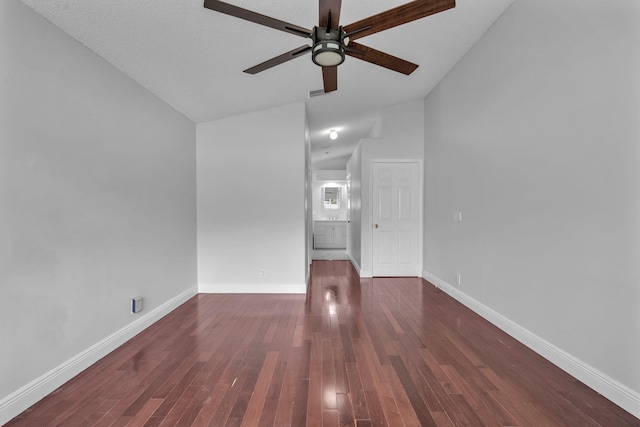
top-left (308, 89), bottom-right (327, 98)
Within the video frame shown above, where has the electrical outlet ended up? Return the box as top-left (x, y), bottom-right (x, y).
top-left (259, 269), bottom-right (266, 277)
top-left (456, 274), bottom-right (462, 285)
top-left (131, 296), bottom-right (143, 313)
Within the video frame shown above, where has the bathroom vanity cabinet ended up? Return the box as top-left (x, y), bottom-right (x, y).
top-left (313, 221), bottom-right (347, 249)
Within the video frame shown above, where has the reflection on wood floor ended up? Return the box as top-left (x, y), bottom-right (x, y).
top-left (7, 260), bottom-right (638, 426)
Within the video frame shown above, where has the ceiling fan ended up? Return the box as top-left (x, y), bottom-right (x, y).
top-left (203, 0), bottom-right (455, 93)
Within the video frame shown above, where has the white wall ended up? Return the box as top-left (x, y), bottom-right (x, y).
top-left (0, 0), bottom-right (197, 422)
top-left (346, 146), bottom-right (363, 270)
top-left (305, 116), bottom-right (313, 278)
top-left (423, 0), bottom-right (640, 416)
top-left (197, 103), bottom-right (307, 293)
top-left (347, 99), bottom-right (425, 276)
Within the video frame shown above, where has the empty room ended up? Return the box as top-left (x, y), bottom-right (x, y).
top-left (1, 0), bottom-right (639, 425)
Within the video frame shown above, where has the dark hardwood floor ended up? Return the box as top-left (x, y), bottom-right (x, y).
top-left (7, 260), bottom-right (639, 426)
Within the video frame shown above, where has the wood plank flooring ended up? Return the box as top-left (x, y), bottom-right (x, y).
top-left (7, 260), bottom-right (639, 426)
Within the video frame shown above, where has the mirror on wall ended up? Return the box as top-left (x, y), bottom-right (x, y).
top-left (324, 187), bottom-right (341, 209)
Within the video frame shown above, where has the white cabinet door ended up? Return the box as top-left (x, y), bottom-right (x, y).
top-left (314, 224), bottom-right (326, 247)
top-left (324, 224), bottom-right (335, 246)
top-left (333, 223), bottom-right (346, 247)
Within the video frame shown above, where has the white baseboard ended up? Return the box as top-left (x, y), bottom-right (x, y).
top-left (198, 283), bottom-right (306, 294)
top-left (348, 255), bottom-right (371, 278)
top-left (0, 286), bottom-right (198, 426)
top-left (422, 270), bottom-right (640, 419)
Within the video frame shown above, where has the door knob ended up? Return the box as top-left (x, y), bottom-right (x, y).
top-left (374, 224), bottom-right (379, 229)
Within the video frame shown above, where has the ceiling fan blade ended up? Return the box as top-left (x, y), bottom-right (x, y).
top-left (322, 66), bottom-right (338, 93)
top-left (319, 0), bottom-right (342, 30)
top-left (346, 41), bottom-right (418, 75)
top-left (244, 45), bottom-right (312, 74)
top-left (343, 0), bottom-right (455, 41)
top-left (204, 0), bottom-right (311, 38)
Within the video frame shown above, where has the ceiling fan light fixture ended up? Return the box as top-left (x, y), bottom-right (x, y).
top-left (311, 26), bottom-right (346, 67)
top-left (329, 129), bottom-right (338, 140)
top-left (312, 41), bottom-right (345, 67)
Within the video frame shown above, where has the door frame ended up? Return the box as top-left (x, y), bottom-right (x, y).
top-left (369, 159), bottom-right (424, 277)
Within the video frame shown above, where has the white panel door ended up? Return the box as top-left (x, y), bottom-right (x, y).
top-left (372, 162), bottom-right (421, 276)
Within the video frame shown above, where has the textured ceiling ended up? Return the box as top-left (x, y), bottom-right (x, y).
top-left (19, 0), bottom-right (513, 168)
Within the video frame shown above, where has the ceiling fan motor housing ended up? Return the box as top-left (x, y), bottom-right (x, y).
top-left (311, 26), bottom-right (346, 67)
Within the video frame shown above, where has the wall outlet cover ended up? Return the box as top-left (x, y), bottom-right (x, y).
top-left (131, 296), bottom-right (143, 313)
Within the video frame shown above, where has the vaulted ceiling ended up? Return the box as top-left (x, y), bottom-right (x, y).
top-left (19, 0), bottom-right (513, 169)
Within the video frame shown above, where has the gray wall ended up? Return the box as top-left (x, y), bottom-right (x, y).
top-left (196, 103), bottom-right (307, 293)
top-left (0, 0), bottom-right (197, 417)
top-left (423, 0), bottom-right (640, 413)
top-left (346, 145), bottom-right (363, 270)
top-left (305, 116), bottom-right (312, 280)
